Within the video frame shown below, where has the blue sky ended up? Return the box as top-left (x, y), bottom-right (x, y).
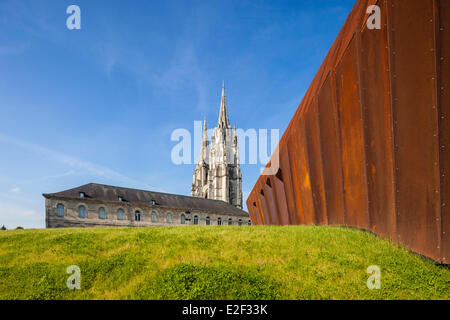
top-left (0, 0), bottom-right (355, 228)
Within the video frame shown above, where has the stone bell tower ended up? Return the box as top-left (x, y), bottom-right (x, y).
top-left (191, 82), bottom-right (243, 209)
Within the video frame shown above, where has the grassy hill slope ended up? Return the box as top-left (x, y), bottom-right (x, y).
top-left (0, 226), bottom-right (448, 300)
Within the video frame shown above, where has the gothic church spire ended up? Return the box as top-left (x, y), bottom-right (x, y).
top-left (218, 81), bottom-right (231, 129)
top-left (192, 82), bottom-right (242, 209)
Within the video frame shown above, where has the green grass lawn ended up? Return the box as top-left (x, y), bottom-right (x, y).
top-left (0, 225), bottom-right (448, 300)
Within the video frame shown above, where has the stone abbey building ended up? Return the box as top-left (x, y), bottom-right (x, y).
top-left (44, 84), bottom-right (248, 228)
top-left (191, 82), bottom-right (243, 209)
top-left (44, 183), bottom-right (249, 228)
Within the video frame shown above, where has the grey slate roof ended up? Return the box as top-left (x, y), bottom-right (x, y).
top-left (43, 183), bottom-right (248, 216)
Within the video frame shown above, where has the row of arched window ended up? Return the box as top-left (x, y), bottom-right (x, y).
top-left (56, 204), bottom-right (251, 225)
top-left (180, 214), bottom-right (250, 226)
top-left (58, 204), bottom-right (155, 222)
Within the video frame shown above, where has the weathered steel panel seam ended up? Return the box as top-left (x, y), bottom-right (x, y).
top-left (269, 177), bottom-right (279, 225)
top-left (314, 95), bottom-right (329, 225)
top-left (260, 185), bottom-right (271, 225)
top-left (433, 0), bottom-right (443, 263)
top-left (280, 148), bottom-right (297, 224)
top-left (290, 134), bottom-right (306, 225)
top-left (332, 67), bottom-right (348, 226)
top-left (356, 29), bottom-right (372, 229)
top-left (257, 192), bottom-right (266, 225)
top-left (385, 0), bottom-right (400, 244)
top-left (285, 143), bottom-right (299, 224)
top-left (301, 120), bottom-right (316, 224)
top-left (267, 177), bottom-right (281, 225)
top-left (284, 148), bottom-right (296, 225)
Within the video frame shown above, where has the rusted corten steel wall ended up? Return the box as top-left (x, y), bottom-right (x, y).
top-left (246, 0), bottom-right (449, 264)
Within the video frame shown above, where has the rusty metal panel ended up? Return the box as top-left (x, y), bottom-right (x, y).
top-left (287, 135), bottom-right (306, 224)
top-left (272, 171), bottom-right (290, 225)
top-left (257, 181), bottom-right (271, 225)
top-left (263, 177), bottom-right (279, 225)
top-left (246, 0), bottom-right (448, 263)
top-left (358, 0), bottom-right (397, 239)
top-left (256, 190), bottom-right (265, 224)
top-left (249, 181), bottom-right (264, 225)
top-left (278, 144), bottom-right (298, 224)
top-left (317, 73), bottom-right (346, 225)
top-left (253, 197), bottom-right (262, 225)
top-left (253, 195), bottom-right (262, 225)
top-left (248, 206), bottom-right (256, 225)
top-left (335, 34), bottom-right (369, 230)
top-left (388, 0), bottom-right (441, 260)
top-left (291, 119), bottom-right (315, 225)
top-left (254, 193), bottom-right (264, 225)
top-left (438, 0), bottom-right (450, 264)
top-left (304, 97), bottom-right (328, 225)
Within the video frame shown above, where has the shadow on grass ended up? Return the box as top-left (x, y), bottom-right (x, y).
top-left (136, 263), bottom-right (281, 300)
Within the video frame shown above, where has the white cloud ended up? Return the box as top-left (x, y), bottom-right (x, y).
top-left (40, 170), bottom-right (76, 181)
top-left (10, 187), bottom-right (20, 193)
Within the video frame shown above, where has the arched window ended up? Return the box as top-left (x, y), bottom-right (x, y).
top-left (78, 205), bottom-right (86, 218)
top-left (228, 218), bottom-right (232, 225)
top-left (117, 209), bottom-right (124, 220)
top-left (238, 219), bottom-right (243, 226)
top-left (206, 217), bottom-right (210, 225)
top-left (151, 211), bottom-right (158, 223)
top-left (166, 213), bottom-right (172, 223)
top-left (135, 210), bottom-right (141, 222)
top-left (194, 215), bottom-right (199, 225)
top-left (248, 220), bottom-right (251, 226)
top-left (181, 214), bottom-right (186, 224)
top-left (98, 207), bottom-right (106, 219)
top-left (57, 204), bottom-right (65, 217)
top-left (217, 217), bottom-right (222, 225)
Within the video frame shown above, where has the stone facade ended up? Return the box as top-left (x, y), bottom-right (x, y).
top-left (44, 183), bottom-right (249, 228)
top-left (191, 82), bottom-right (243, 208)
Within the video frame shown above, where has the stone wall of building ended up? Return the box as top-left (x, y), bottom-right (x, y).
top-left (45, 197), bottom-right (251, 228)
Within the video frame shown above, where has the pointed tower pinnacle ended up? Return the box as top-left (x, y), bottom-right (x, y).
top-left (199, 117), bottom-right (209, 162)
top-left (218, 81), bottom-right (231, 129)
top-left (202, 117), bottom-right (208, 141)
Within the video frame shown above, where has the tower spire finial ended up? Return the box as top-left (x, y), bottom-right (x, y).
top-left (218, 81), bottom-right (231, 128)
top-left (202, 117), bottom-right (208, 141)
top-left (198, 116), bottom-right (209, 163)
